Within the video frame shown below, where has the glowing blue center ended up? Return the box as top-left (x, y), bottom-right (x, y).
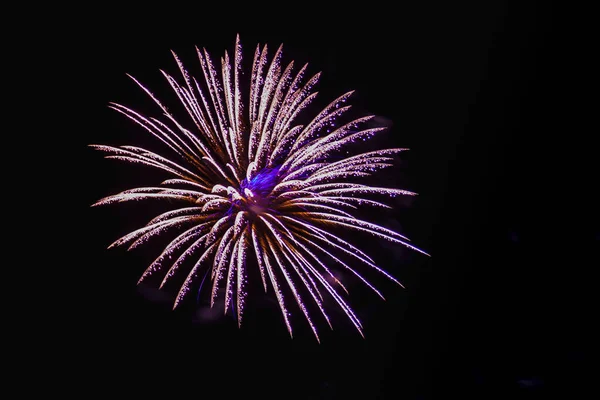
top-left (240, 167), bottom-right (280, 200)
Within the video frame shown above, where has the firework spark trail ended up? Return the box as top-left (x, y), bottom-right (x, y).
top-left (91, 35), bottom-right (429, 340)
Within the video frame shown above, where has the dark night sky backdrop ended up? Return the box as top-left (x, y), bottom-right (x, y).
top-left (49, 2), bottom-right (594, 398)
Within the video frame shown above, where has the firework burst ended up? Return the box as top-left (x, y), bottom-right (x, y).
top-left (91, 35), bottom-right (428, 341)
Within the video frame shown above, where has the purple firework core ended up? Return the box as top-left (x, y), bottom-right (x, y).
top-left (234, 166), bottom-right (281, 215)
top-left (242, 166), bottom-right (280, 198)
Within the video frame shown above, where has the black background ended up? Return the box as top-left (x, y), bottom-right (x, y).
top-left (42, 2), bottom-right (595, 398)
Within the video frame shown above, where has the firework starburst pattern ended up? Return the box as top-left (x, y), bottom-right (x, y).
top-left (91, 35), bottom-right (428, 341)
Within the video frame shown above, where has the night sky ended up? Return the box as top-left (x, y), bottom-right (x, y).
top-left (53, 2), bottom-right (594, 398)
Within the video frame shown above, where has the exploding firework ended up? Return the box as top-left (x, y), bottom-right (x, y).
top-left (91, 35), bottom-right (428, 341)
